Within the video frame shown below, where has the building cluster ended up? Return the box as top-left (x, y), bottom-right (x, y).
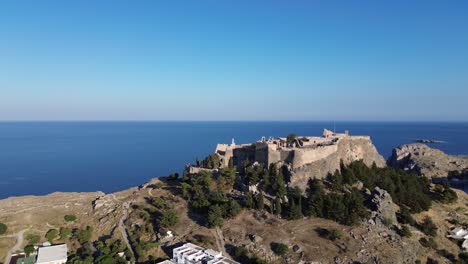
top-left (157, 243), bottom-right (239, 264)
top-left (448, 227), bottom-right (468, 251)
top-left (10, 244), bottom-right (67, 264)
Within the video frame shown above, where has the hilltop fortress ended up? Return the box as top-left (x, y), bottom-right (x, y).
top-left (213, 129), bottom-right (386, 188)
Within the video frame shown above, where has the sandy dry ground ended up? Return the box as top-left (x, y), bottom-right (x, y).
top-left (1, 180), bottom-right (468, 263)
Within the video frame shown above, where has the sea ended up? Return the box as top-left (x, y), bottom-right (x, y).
top-left (0, 121), bottom-right (467, 199)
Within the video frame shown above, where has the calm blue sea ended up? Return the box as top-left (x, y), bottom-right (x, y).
top-left (0, 122), bottom-right (467, 199)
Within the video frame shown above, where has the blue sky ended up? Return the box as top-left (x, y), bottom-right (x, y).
top-left (0, 1), bottom-right (467, 121)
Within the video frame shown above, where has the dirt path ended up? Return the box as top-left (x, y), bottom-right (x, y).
top-left (119, 202), bottom-right (135, 258)
top-left (4, 228), bottom-right (29, 264)
top-left (212, 227), bottom-right (227, 255)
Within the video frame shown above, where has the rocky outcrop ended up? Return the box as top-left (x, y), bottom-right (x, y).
top-left (290, 136), bottom-right (386, 188)
top-left (388, 144), bottom-right (468, 178)
top-left (368, 187), bottom-right (397, 226)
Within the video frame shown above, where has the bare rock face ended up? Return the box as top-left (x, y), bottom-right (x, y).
top-left (387, 144), bottom-right (468, 178)
top-left (290, 136), bottom-right (386, 189)
top-left (369, 187), bottom-right (397, 227)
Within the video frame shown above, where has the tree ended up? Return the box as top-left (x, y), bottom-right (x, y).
top-left (271, 242), bottom-right (289, 256)
top-left (207, 205), bottom-right (224, 228)
top-left (64, 214), bottom-right (77, 222)
top-left (286, 134), bottom-right (296, 144)
top-left (288, 199), bottom-right (302, 220)
top-left (45, 229), bottom-right (58, 242)
top-left (273, 169), bottom-right (287, 199)
top-left (329, 170), bottom-right (343, 190)
top-left (75, 226), bottom-right (93, 244)
top-left (245, 192), bottom-right (254, 209)
top-left (181, 182), bottom-right (192, 199)
top-left (305, 178), bottom-right (325, 217)
top-left (24, 245), bottom-right (35, 256)
top-left (342, 189), bottom-right (369, 225)
top-left (202, 154), bottom-right (221, 169)
top-left (275, 197), bottom-right (282, 216)
top-left (262, 169), bottom-right (270, 192)
top-left (0, 223), bottom-right (7, 235)
top-left (159, 210), bottom-right (179, 228)
top-left (220, 167), bottom-right (236, 187)
top-left (225, 199), bottom-right (242, 218)
top-left (245, 165), bottom-right (262, 186)
top-left (168, 172), bottom-right (179, 180)
top-left (193, 170), bottom-right (213, 189)
top-left (256, 192), bottom-right (264, 210)
top-left (60, 227), bottom-right (72, 240)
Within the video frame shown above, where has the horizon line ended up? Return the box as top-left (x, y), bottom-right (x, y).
top-left (0, 120), bottom-right (467, 123)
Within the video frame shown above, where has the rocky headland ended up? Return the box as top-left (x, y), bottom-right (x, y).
top-left (388, 143), bottom-right (468, 178)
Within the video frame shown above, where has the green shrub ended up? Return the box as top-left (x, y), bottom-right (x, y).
top-left (459, 252), bottom-right (468, 263)
top-left (271, 242), bottom-right (289, 256)
top-left (74, 226), bottom-right (93, 244)
top-left (316, 228), bottom-right (342, 241)
top-left (26, 233), bottom-right (41, 245)
top-left (159, 210), bottom-right (179, 228)
top-left (60, 227), bottom-right (72, 240)
top-left (397, 207), bottom-right (416, 226)
top-left (64, 214), bottom-right (77, 222)
top-left (45, 229), bottom-right (58, 242)
top-left (398, 225), bottom-right (412, 237)
top-left (0, 223), bottom-right (7, 235)
top-left (420, 216), bottom-right (438, 237)
top-left (24, 245), bottom-right (35, 256)
top-left (419, 237), bottom-right (437, 249)
top-left (150, 197), bottom-right (166, 209)
top-left (434, 184), bottom-right (458, 204)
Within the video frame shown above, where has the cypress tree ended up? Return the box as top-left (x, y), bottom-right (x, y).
top-left (256, 192), bottom-right (264, 210)
top-left (275, 197), bottom-right (282, 216)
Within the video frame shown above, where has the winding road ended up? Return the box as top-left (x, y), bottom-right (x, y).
top-left (3, 228), bottom-right (29, 264)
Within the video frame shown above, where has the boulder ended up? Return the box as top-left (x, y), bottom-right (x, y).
top-left (369, 187), bottom-right (397, 227)
top-left (293, 244), bottom-right (301, 252)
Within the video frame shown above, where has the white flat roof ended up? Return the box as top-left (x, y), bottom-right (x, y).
top-left (36, 244), bottom-right (68, 263)
top-left (156, 260), bottom-right (176, 264)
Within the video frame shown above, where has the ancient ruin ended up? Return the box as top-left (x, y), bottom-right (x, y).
top-left (199, 129), bottom-right (386, 188)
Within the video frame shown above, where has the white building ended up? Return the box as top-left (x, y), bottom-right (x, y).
top-left (35, 244), bottom-right (68, 264)
top-left (448, 227), bottom-right (468, 239)
top-left (159, 243), bottom-right (239, 264)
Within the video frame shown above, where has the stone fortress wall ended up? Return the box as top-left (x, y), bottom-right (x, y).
top-left (212, 129), bottom-right (385, 189)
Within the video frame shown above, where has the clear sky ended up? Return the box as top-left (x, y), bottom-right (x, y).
top-left (1, 1), bottom-right (467, 121)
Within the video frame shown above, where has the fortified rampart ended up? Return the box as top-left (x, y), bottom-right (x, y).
top-left (210, 129), bottom-right (385, 189)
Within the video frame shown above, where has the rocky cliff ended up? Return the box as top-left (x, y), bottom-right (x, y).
top-left (387, 143), bottom-right (468, 178)
top-left (290, 136), bottom-right (386, 188)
